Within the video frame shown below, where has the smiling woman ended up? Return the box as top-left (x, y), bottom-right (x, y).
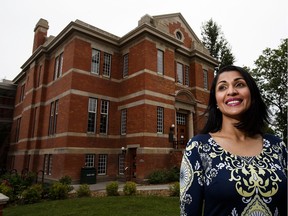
top-left (180, 65), bottom-right (287, 216)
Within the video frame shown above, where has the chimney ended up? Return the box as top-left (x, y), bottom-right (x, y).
top-left (33, 18), bottom-right (49, 53)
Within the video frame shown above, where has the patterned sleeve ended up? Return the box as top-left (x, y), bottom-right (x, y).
top-left (180, 136), bottom-right (205, 216)
top-left (280, 140), bottom-right (287, 176)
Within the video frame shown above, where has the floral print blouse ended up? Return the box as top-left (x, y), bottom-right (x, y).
top-left (180, 134), bottom-right (287, 216)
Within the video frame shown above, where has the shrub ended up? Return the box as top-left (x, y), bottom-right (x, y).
top-left (147, 170), bottom-right (167, 184)
top-left (123, 181), bottom-right (137, 196)
top-left (59, 175), bottom-right (72, 185)
top-left (49, 182), bottom-right (69, 200)
top-left (0, 183), bottom-right (13, 200)
top-left (76, 184), bottom-right (91, 198)
top-left (21, 184), bottom-right (43, 204)
top-left (169, 182), bottom-right (180, 197)
top-left (105, 181), bottom-right (119, 196)
top-left (147, 167), bottom-right (180, 184)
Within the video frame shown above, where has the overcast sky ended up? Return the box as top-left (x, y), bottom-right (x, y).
top-left (1, 0), bottom-right (287, 81)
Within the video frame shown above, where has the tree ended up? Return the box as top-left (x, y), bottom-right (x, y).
top-left (251, 38), bottom-right (287, 142)
top-left (201, 18), bottom-right (235, 69)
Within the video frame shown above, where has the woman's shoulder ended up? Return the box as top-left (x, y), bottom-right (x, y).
top-left (190, 133), bottom-right (211, 142)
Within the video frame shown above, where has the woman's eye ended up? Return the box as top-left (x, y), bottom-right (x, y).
top-left (235, 82), bottom-right (246, 88)
top-left (217, 85), bottom-right (227, 91)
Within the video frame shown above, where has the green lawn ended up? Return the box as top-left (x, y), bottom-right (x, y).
top-left (4, 196), bottom-right (179, 216)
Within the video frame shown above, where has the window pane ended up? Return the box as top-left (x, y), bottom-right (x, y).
top-left (85, 154), bottom-right (95, 167)
top-left (177, 63), bottom-right (183, 84)
top-left (100, 100), bottom-right (109, 134)
top-left (98, 154), bottom-right (107, 175)
top-left (157, 50), bottom-right (164, 74)
top-left (87, 98), bottom-right (97, 133)
top-left (91, 49), bottom-right (100, 74)
top-left (121, 109), bottom-right (127, 135)
top-left (203, 69), bottom-right (208, 90)
top-left (157, 107), bottom-right (164, 133)
top-left (185, 66), bottom-right (189, 86)
top-left (103, 53), bottom-right (111, 77)
top-left (123, 54), bottom-right (129, 78)
top-left (118, 154), bottom-right (125, 175)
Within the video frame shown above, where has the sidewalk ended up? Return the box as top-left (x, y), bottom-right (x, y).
top-left (72, 181), bottom-right (171, 193)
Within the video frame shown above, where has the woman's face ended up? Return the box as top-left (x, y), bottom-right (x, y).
top-left (215, 71), bottom-right (251, 121)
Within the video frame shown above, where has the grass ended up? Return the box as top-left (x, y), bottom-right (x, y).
top-left (3, 196), bottom-right (179, 216)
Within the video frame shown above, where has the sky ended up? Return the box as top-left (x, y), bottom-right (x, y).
top-left (1, 0), bottom-right (287, 81)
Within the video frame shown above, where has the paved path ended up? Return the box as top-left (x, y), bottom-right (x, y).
top-left (72, 181), bottom-right (170, 193)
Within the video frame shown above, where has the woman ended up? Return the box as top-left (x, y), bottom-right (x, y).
top-left (180, 65), bottom-right (287, 215)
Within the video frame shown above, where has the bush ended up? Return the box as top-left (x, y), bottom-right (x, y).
top-left (147, 170), bottom-right (167, 184)
top-left (21, 184), bottom-right (43, 204)
top-left (106, 181), bottom-right (119, 196)
top-left (123, 181), bottom-right (137, 196)
top-left (169, 182), bottom-right (180, 197)
top-left (59, 175), bottom-right (72, 185)
top-left (49, 182), bottom-right (69, 200)
top-left (76, 184), bottom-right (91, 198)
top-left (0, 182), bottom-right (13, 200)
top-left (59, 175), bottom-right (74, 192)
top-left (147, 167), bottom-right (180, 184)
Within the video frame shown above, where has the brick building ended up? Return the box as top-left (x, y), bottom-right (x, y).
top-left (0, 79), bottom-right (16, 171)
top-left (8, 13), bottom-right (217, 183)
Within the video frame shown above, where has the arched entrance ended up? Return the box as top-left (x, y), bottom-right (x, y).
top-left (174, 89), bottom-right (196, 149)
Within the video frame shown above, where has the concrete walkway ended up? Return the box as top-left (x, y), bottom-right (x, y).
top-left (72, 181), bottom-right (171, 193)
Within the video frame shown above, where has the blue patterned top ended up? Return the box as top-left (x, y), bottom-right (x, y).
top-left (180, 134), bottom-right (287, 216)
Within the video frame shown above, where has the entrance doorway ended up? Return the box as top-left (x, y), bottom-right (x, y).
top-left (126, 148), bottom-right (137, 181)
top-left (176, 113), bottom-right (188, 148)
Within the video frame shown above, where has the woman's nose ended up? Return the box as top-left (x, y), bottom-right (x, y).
top-left (227, 86), bottom-right (238, 96)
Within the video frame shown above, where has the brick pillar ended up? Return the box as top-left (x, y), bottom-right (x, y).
top-left (0, 193), bottom-right (9, 216)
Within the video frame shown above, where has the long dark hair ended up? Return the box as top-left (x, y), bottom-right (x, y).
top-left (201, 65), bottom-right (269, 136)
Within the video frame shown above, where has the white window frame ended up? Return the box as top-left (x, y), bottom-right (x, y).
top-left (100, 100), bottom-right (109, 134)
top-left (85, 154), bottom-right (95, 168)
top-left (103, 53), bottom-right (111, 77)
top-left (177, 62), bottom-right (183, 84)
top-left (157, 49), bottom-right (164, 75)
top-left (120, 109), bottom-right (127, 135)
top-left (203, 69), bottom-right (208, 90)
top-left (123, 54), bottom-right (129, 78)
top-left (54, 53), bottom-right (63, 80)
top-left (118, 154), bottom-right (125, 175)
top-left (98, 154), bottom-right (107, 175)
top-left (87, 98), bottom-right (97, 133)
top-left (91, 49), bottom-right (100, 75)
top-left (157, 107), bottom-right (164, 133)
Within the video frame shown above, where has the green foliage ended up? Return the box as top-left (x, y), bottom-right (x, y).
top-left (59, 175), bottom-right (72, 185)
top-left (59, 175), bottom-right (74, 192)
top-left (251, 38), bottom-right (288, 142)
top-left (147, 167), bottom-right (180, 184)
top-left (0, 182), bottom-right (13, 199)
top-left (201, 18), bottom-right (235, 69)
top-left (48, 182), bottom-right (69, 200)
top-left (123, 181), bottom-right (137, 196)
top-left (76, 184), bottom-right (91, 198)
top-left (169, 182), bottom-right (180, 197)
top-left (21, 184), bottom-right (43, 204)
top-left (105, 181), bottom-right (119, 196)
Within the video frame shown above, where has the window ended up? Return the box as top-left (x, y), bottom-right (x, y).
top-left (48, 100), bottom-right (59, 135)
top-left (157, 49), bottom-right (164, 75)
top-left (87, 98), bottom-right (97, 133)
top-left (44, 154), bottom-right (53, 175)
top-left (54, 53), bottom-right (63, 80)
top-left (100, 100), bottom-right (109, 134)
top-left (91, 49), bottom-right (100, 75)
top-left (176, 62), bottom-right (183, 84)
top-left (123, 54), bottom-right (129, 78)
top-left (118, 154), bottom-right (125, 175)
top-left (15, 117), bottom-right (21, 142)
top-left (120, 109), bottom-right (127, 135)
top-left (203, 69), bottom-right (208, 90)
top-left (98, 154), bottom-right (107, 175)
top-left (85, 154), bottom-right (95, 167)
top-left (157, 107), bottom-right (164, 133)
top-left (176, 31), bottom-right (182, 40)
top-left (184, 66), bottom-right (190, 86)
top-left (31, 107), bottom-right (38, 138)
top-left (177, 113), bottom-right (186, 125)
top-left (19, 84), bottom-right (25, 102)
top-left (103, 53), bottom-right (111, 77)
